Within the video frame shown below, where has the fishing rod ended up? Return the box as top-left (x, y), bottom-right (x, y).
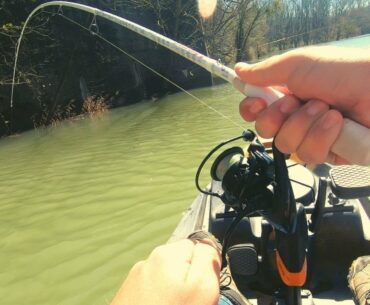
top-left (10, 1), bottom-right (370, 165)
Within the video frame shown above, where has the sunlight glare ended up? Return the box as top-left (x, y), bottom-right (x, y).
top-left (198, 0), bottom-right (217, 19)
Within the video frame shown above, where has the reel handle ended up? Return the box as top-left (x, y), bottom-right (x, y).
top-left (232, 77), bottom-right (370, 166)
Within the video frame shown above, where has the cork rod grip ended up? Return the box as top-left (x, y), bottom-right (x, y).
top-left (232, 78), bottom-right (370, 165)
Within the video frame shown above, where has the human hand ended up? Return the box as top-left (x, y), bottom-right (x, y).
top-left (110, 239), bottom-right (221, 305)
top-left (235, 46), bottom-right (370, 164)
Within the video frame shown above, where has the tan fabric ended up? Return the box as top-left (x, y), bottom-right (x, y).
top-left (348, 256), bottom-right (370, 305)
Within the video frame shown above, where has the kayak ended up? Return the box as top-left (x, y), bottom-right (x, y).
top-left (169, 139), bottom-right (370, 305)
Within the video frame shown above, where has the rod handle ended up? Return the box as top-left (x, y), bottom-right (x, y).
top-left (232, 77), bottom-right (370, 165)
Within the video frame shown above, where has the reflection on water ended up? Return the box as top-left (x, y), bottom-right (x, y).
top-left (0, 84), bottom-right (250, 305)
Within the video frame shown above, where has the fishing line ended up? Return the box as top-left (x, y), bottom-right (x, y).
top-left (42, 10), bottom-right (245, 130)
top-left (9, 1), bottom-right (370, 165)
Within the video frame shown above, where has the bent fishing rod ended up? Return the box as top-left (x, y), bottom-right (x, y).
top-left (11, 1), bottom-right (370, 165)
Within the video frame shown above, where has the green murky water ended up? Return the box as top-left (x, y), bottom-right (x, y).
top-left (0, 84), bottom-right (248, 305)
top-left (1, 34), bottom-right (370, 305)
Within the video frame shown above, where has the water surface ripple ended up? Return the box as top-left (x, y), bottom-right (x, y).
top-left (0, 84), bottom-right (247, 305)
top-left (2, 34), bottom-right (370, 305)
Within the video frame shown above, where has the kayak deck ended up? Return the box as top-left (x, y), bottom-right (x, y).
top-left (170, 165), bottom-right (370, 305)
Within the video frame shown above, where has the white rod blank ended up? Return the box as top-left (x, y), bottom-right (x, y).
top-left (11, 1), bottom-right (370, 165)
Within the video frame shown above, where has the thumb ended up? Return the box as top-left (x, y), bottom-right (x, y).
top-left (234, 53), bottom-right (302, 87)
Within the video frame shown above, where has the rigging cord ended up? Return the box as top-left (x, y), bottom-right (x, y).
top-left (43, 10), bottom-right (244, 130)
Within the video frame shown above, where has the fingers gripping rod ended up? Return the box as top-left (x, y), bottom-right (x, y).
top-left (232, 78), bottom-right (370, 166)
top-left (13, 1), bottom-right (370, 165)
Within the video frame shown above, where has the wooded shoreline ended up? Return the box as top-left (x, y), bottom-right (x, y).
top-left (0, 0), bottom-right (369, 137)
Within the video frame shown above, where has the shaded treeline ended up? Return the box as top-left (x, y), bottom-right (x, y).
top-left (0, 0), bottom-right (370, 136)
top-left (0, 0), bottom-right (211, 136)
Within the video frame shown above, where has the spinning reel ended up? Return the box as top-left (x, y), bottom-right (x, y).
top-left (195, 130), bottom-right (370, 305)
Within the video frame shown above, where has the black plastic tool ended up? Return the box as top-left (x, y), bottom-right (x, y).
top-left (227, 244), bottom-right (258, 276)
